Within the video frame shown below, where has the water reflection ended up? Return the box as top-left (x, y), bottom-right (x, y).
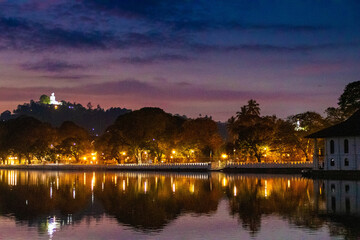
top-left (0, 170), bottom-right (359, 239)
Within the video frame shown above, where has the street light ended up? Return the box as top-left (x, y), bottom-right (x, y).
top-left (221, 154), bottom-right (228, 159)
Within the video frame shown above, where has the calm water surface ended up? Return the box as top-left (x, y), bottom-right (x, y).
top-left (0, 170), bottom-right (358, 240)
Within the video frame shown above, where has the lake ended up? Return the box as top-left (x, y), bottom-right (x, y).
top-left (0, 170), bottom-right (358, 240)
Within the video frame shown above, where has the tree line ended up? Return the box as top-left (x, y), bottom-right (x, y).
top-left (0, 80), bottom-right (359, 164)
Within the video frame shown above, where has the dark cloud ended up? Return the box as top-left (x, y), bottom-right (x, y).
top-left (0, 79), bottom-right (333, 103)
top-left (0, 16), bottom-right (115, 51)
top-left (190, 42), bottom-right (360, 53)
top-left (171, 20), bottom-right (331, 32)
top-left (82, 0), bottom-right (181, 20)
top-left (21, 59), bottom-right (85, 72)
top-left (118, 54), bottom-right (190, 65)
top-left (0, 15), bottom-right (182, 52)
top-left (81, 0), bottom-right (332, 34)
top-left (39, 74), bottom-right (93, 80)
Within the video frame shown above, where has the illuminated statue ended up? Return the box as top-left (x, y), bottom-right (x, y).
top-left (49, 93), bottom-right (61, 105)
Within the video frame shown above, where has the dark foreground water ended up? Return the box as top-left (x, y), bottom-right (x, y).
top-left (0, 170), bottom-right (358, 240)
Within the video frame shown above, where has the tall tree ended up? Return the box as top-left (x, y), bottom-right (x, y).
top-left (56, 121), bottom-right (91, 162)
top-left (286, 112), bottom-right (326, 161)
top-left (229, 100), bottom-right (275, 162)
top-left (102, 108), bottom-right (184, 163)
top-left (338, 80), bottom-right (360, 115)
top-left (178, 117), bottom-right (223, 162)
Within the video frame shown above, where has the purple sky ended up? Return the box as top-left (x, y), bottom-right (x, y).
top-left (0, 0), bottom-right (359, 121)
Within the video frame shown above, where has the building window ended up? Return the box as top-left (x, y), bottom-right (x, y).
top-left (344, 139), bottom-right (349, 153)
top-left (331, 197), bottom-right (336, 212)
top-left (331, 184), bottom-right (335, 192)
top-left (346, 198), bottom-right (350, 214)
top-left (344, 158), bottom-right (349, 166)
top-left (345, 185), bottom-right (350, 193)
top-left (330, 140), bottom-right (335, 154)
top-left (330, 158), bottom-right (335, 166)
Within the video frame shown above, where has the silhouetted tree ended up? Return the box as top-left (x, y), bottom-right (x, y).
top-left (39, 94), bottom-right (50, 104)
top-left (338, 80), bottom-right (360, 115)
top-left (228, 100), bottom-right (275, 162)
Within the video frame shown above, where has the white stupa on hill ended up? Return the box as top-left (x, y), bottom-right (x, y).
top-left (49, 92), bottom-right (62, 105)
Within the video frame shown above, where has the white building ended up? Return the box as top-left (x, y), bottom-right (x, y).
top-left (307, 110), bottom-right (360, 170)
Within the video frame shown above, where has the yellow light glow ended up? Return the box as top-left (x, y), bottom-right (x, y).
top-left (83, 157), bottom-right (87, 160)
top-left (172, 150), bottom-right (176, 154)
top-left (221, 154), bottom-right (228, 159)
top-left (264, 180), bottom-right (268, 198)
top-left (234, 186), bottom-right (237, 196)
top-left (92, 156), bottom-right (96, 160)
top-left (190, 183), bottom-right (195, 193)
top-left (122, 152), bottom-right (126, 156)
top-left (222, 178), bottom-right (227, 187)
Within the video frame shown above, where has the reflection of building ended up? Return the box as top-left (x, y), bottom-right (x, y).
top-left (307, 110), bottom-right (360, 170)
top-left (319, 180), bottom-right (360, 215)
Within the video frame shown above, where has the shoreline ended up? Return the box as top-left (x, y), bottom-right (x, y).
top-left (0, 163), bottom-right (212, 172)
top-left (221, 167), bottom-right (310, 174)
top-left (0, 163), bottom-right (312, 174)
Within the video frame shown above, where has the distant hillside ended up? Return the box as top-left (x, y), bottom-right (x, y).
top-left (0, 100), bottom-right (131, 135)
top-left (1, 97), bottom-right (229, 138)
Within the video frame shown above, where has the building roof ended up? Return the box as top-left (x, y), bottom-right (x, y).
top-left (306, 110), bottom-right (360, 138)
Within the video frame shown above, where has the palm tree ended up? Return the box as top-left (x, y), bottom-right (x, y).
top-left (247, 99), bottom-right (260, 116)
top-left (236, 99), bottom-right (260, 118)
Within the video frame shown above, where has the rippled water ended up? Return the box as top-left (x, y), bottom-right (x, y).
top-left (0, 170), bottom-right (358, 239)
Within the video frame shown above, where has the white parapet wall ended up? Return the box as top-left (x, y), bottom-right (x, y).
top-left (0, 163), bottom-right (212, 171)
top-left (225, 162), bottom-right (313, 169)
